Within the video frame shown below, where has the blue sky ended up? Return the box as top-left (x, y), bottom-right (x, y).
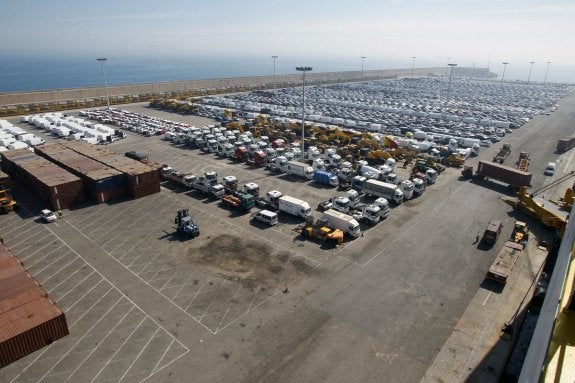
top-left (1, 0), bottom-right (574, 82)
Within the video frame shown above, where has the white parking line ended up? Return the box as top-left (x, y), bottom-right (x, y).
top-left (63, 306), bottom-right (137, 383)
top-left (87, 312), bottom-right (147, 383)
top-left (31, 296), bottom-right (125, 383)
top-left (117, 327), bottom-right (161, 383)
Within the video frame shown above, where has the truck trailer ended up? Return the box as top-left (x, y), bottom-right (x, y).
top-left (472, 161), bottom-right (532, 188)
top-left (321, 209), bottom-right (361, 238)
top-left (313, 170), bottom-right (338, 187)
top-left (486, 241), bottom-right (524, 284)
top-left (278, 195), bottom-right (311, 219)
top-left (362, 179), bottom-right (404, 204)
top-left (285, 161), bottom-right (314, 180)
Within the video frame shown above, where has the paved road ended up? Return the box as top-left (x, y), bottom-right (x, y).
top-left (1, 91), bottom-right (573, 383)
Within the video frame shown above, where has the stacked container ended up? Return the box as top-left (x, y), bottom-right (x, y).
top-left (35, 144), bottom-right (126, 203)
top-left (1, 149), bottom-right (83, 210)
top-left (59, 141), bottom-right (160, 199)
top-left (0, 244), bottom-right (69, 368)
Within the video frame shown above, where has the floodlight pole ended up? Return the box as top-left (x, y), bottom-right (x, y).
top-left (296, 66), bottom-right (312, 158)
top-left (96, 58), bottom-right (110, 109)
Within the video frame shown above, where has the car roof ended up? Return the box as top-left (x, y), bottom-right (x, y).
top-left (41, 209), bottom-right (53, 214)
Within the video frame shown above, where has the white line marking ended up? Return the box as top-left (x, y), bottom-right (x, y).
top-left (118, 327), bottom-right (161, 383)
top-left (88, 312), bottom-right (146, 383)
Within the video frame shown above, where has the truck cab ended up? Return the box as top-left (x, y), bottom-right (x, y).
top-left (482, 220), bottom-right (503, 245)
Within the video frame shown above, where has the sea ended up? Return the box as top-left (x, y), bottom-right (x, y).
top-left (0, 55), bottom-right (572, 93)
top-left (0, 55), bottom-right (373, 93)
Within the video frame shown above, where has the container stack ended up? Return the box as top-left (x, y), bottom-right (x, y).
top-left (59, 141), bottom-right (160, 199)
top-left (0, 169), bottom-right (11, 190)
top-left (0, 244), bottom-right (69, 368)
top-left (0, 149), bottom-right (84, 210)
top-left (35, 144), bottom-right (127, 203)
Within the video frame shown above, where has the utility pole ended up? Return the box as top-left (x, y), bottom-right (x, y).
top-left (296, 66), bottom-right (312, 158)
top-left (96, 58), bottom-right (110, 109)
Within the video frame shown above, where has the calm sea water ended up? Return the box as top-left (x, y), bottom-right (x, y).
top-left (0, 56), bottom-right (369, 93)
top-left (0, 55), bottom-right (571, 93)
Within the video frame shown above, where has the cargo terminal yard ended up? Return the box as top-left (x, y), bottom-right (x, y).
top-left (1, 75), bottom-right (574, 383)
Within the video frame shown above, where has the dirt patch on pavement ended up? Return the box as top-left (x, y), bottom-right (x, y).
top-left (187, 234), bottom-right (316, 290)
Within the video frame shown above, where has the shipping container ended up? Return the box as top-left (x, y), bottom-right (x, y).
top-left (1, 150), bottom-right (84, 210)
top-left (0, 245), bottom-right (69, 368)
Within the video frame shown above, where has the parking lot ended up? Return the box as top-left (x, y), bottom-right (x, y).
top-left (1, 85), bottom-right (574, 382)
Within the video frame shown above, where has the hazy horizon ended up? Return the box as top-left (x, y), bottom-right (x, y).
top-left (1, 0), bottom-right (574, 85)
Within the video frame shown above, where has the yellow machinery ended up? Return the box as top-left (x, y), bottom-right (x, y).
top-left (301, 218), bottom-right (344, 248)
top-left (503, 185), bottom-right (572, 237)
top-left (0, 189), bottom-right (17, 214)
top-left (511, 220), bottom-right (529, 244)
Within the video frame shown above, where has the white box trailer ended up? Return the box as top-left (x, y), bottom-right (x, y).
top-left (321, 209), bottom-right (361, 238)
top-left (363, 179), bottom-right (404, 204)
top-left (285, 161), bottom-right (314, 180)
top-left (278, 195), bottom-right (311, 219)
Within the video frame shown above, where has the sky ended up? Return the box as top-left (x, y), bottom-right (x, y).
top-left (1, 0), bottom-right (574, 83)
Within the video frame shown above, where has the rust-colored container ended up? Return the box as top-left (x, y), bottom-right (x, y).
top-left (0, 298), bottom-right (69, 368)
top-left (0, 245), bottom-right (69, 368)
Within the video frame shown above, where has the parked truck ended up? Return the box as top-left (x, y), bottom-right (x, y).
top-left (486, 241), bottom-right (524, 284)
top-left (285, 161), bottom-right (314, 180)
top-left (352, 204), bottom-right (382, 225)
top-left (313, 170), bottom-right (339, 187)
top-left (174, 209), bottom-right (200, 238)
top-left (321, 209), bottom-right (361, 238)
top-left (220, 192), bottom-right (255, 213)
top-left (464, 161), bottom-right (532, 189)
top-left (254, 190), bottom-right (282, 211)
top-left (190, 176), bottom-right (225, 198)
top-left (161, 166), bottom-right (196, 189)
top-left (362, 179), bottom-right (404, 205)
top-left (278, 195), bottom-right (312, 219)
top-left (557, 136), bottom-right (575, 152)
top-left (493, 143), bottom-right (512, 164)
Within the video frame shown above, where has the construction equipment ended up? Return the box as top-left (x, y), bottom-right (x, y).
top-left (301, 217), bottom-right (344, 248)
top-left (0, 189), bottom-right (17, 214)
top-left (511, 221), bottom-right (529, 245)
top-left (503, 187), bottom-right (568, 236)
top-left (442, 154), bottom-right (465, 168)
top-left (174, 209), bottom-right (200, 238)
top-left (493, 143), bottom-right (512, 164)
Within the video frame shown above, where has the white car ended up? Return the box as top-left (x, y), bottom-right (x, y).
top-left (40, 209), bottom-right (57, 223)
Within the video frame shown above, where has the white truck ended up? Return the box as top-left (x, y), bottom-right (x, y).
top-left (352, 204), bottom-right (382, 225)
top-left (399, 180), bottom-right (415, 200)
top-left (191, 176), bottom-right (225, 198)
top-left (373, 198), bottom-right (391, 219)
top-left (285, 161), bottom-right (314, 180)
top-left (278, 195), bottom-right (312, 219)
top-left (363, 179), bottom-right (404, 204)
top-left (322, 209), bottom-right (361, 238)
top-left (412, 178), bottom-right (426, 197)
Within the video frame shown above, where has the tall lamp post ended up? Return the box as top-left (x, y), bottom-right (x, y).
top-left (501, 62), bottom-right (509, 86)
top-left (411, 56), bottom-right (416, 77)
top-left (544, 61), bottom-right (551, 83)
top-left (527, 61), bottom-right (535, 84)
top-left (361, 56), bottom-right (366, 78)
top-left (296, 66), bottom-right (312, 158)
top-left (271, 55), bottom-right (278, 88)
top-left (446, 63), bottom-right (457, 104)
top-left (96, 58), bottom-right (110, 109)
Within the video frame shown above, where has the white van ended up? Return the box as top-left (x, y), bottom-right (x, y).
top-left (544, 162), bottom-right (556, 176)
top-left (252, 210), bottom-right (278, 226)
